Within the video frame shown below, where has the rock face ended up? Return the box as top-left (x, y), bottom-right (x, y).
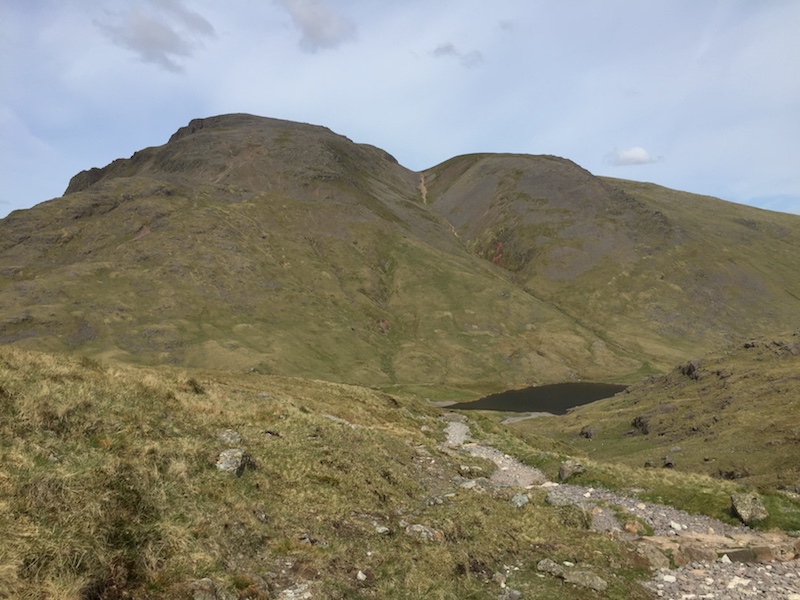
top-left (731, 492), bottom-right (769, 525)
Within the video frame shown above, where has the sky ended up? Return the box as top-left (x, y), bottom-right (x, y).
top-left (2, 0), bottom-right (800, 219)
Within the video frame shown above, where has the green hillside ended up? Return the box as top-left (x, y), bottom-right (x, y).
top-left (509, 332), bottom-right (800, 491)
top-left (2, 114), bottom-right (800, 599)
top-left (425, 154), bottom-right (800, 368)
top-left (1, 113), bottom-right (799, 390)
top-left (0, 346), bottom-right (655, 599)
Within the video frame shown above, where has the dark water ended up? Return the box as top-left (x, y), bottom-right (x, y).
top-left (447, 382), bottom-right (627, 415)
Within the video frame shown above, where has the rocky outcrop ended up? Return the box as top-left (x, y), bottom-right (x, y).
top-left (558, 459), bottom-right (586, 481)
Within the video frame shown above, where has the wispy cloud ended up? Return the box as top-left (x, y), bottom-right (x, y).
top-left (431, 42), bottom-right (483, 68)
top-left (605, 146), bottom-right (661, 166)
top-left (96, 0), bottom-right (215, 72)
top-left (280, 0), bottom-right (356, 52)
top-left (498, 20), bottom-right (515, 32)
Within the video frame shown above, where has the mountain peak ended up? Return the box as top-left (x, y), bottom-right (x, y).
top-left (166, 113), bottom-right (333, 144)
top-left (64, 114), bottom-right (365, 195)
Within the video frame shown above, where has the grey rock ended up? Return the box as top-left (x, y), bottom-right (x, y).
top-left (405, 523), bottom-right (443, 542)
top-left (558, 459), bottom-right (586, 481)
top-left (498, 589), bottom-right (522, 600)
top-left (722, 547), bottom-right (757, 563)
top-left (731, 492), bottom-right (769, 525)
top-left (579, 424), bottom-right (599, 439)
top-left (679, 360), bottom-right (702, 380)
top-left (536, 558), bottom-right (565, 577)
top-left (510, 493), bottom-right (529, 508)
top-left (217, 429), bottom-right (242, 445)
top-left (191, 578), bottom-right (218, 600)
top-left (563, 570), bottom-right (608, 592)
top-left (215, 449), bottom-right (255, 476)
top-left (544, 489), bottom-right (576, 507)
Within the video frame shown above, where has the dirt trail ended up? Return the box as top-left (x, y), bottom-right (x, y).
top-left (418, 174), bottom-right (428, 203)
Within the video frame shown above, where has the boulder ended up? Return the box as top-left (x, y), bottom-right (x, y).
top-left (536, 558), bottom-right (564, 577)
top-left (558, 459), bottom-right (586, 481)
top-left (563, 570), bottom-right (608, 592)
top-left (579, 424), bottom-right (599, 439)
top-left (215, 449), bottom-right (255, 477)
top-left (731, 492), bottom-right (769, 525)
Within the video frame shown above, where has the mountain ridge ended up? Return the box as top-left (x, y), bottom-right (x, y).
top-left (2, 113), bottom-right (799, 391)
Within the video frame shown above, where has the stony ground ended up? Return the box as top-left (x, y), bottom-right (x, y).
top-left (442, 414), bottom-right (800, 600)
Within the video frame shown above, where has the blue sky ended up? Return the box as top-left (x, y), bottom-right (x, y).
top-left (2, 0), bottom-right (799, 218)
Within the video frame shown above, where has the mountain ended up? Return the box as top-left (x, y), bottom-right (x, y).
top-left (425, 154), bottom-right (800, 364)
top-left (1, 113), bottom-right (799, 391)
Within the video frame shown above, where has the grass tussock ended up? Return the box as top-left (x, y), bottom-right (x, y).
top-left (0, 346), bottom-right (657, 599)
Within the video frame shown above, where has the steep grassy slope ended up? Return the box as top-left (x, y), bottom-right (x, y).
top-left (2, 114), bottom-right (800, 389)
top-left (425, 155), bottom-right (800, 368)
top-left (0, 346), bottom-right (656, 599)
top-left (510, 332), bottom-right (800, 492)
top-left (0, 115), bottom-right (640, 389)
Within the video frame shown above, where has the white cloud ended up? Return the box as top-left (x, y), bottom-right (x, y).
top-left (431, 42), bottom-right (483, 68)
top-left (280, 0), bottom-right (356, 52)
top-left (96, 0), bottom-right (215, 72)
top-left (605, 146), bottom-right (660, 166)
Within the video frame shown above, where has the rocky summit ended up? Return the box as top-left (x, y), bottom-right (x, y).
top-left (2, 114), bottom-right (800, 392)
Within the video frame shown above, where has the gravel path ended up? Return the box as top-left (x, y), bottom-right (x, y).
top-left (645, 561), bottom-right (800, 599)
top-left (544, 484), bottom-right (751, 537)
top-left (442, 416), bottom-right (800, 599)
top-left (446, 420), bottom-right (547, 487)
